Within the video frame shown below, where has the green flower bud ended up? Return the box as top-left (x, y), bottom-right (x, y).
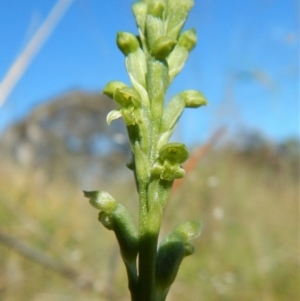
top-left (178, 28), bottom-right (197, 52)
top-left (114, 87), bottom-right (142, 108)
top-left (116, 32), bottom-right (140, 56)
top-left (83, 190), bottom-right (117, 212)
top-left (151, 36), bottom-right (177, 60)
top-left (103, 81), bottom-right (127, 98)
top-left (147, 0), bottom-right (165, 18)
top-left (181, 90), bottom-right (208, 108)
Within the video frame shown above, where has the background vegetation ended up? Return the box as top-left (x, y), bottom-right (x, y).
top-left (0, 91), bottom-right (299, 301)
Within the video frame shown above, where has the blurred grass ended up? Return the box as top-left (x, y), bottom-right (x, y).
top-left (0, 148), bottom-right (299, 301)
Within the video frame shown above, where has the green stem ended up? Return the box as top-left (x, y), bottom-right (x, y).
top-left (137, 56), bottom-right (170, 300)
top-left (138, 231), bottom-right (158, 301)
top-left (138, 200), bottom-right (162, 301)
top-left (135, 122), bottom-right (162, 301)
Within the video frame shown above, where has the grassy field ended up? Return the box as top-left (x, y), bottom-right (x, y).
top-left (0, 148), bottom-right (299, 301)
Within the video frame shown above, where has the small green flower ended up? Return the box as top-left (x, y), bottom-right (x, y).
top-left (159, 143), bottom-right (189, 163)
top-left (114, 87), bottom-right (142, 108)
top-left (151, 143), bottom-right (189, 181)
top-left (105, 87), bottom-right (143, 126)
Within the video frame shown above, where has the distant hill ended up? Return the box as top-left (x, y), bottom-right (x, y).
top-left (0, 90), bottom-right (131, 185)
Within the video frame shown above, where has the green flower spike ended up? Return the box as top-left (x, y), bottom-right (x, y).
top-left (87, 0), bottom-right (208, 300)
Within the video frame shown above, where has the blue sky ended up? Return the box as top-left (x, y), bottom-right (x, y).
top-left (0, 0), bottom-right (299, 146)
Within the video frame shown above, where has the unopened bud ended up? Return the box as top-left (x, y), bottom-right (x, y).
top-left (182, 90), bottom-right (208, 108)
top-left (116, 32), bottom-right (140, 56)
top-left (178, 28), bottom-right (197, 52)
top-left (148, 0), bottom-right (165, 18)
top-left (103, 81), bottom-right (127, 98)
top-left (83, 190), bottom-right (117, 212)
top-left (151, 36), bottom-right (177, 60)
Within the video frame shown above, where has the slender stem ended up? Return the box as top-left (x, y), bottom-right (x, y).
top-left (137, 169), bottom-right (158, 301)
top-left (138, 230), bottom-right (158, 301)
top-left (136, 56), bottom-right (166, 299)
